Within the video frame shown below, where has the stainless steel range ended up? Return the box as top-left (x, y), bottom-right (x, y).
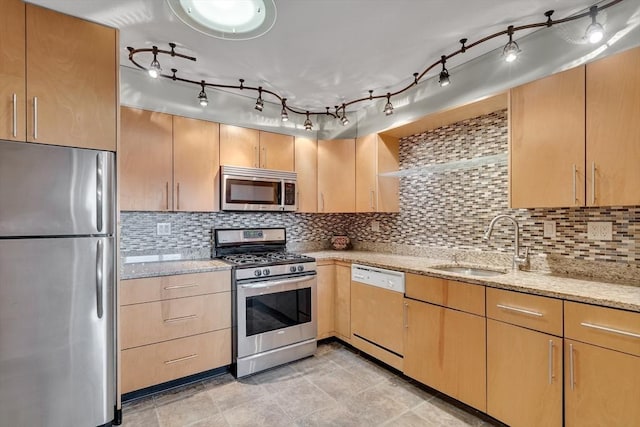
top-left (215, 228), bottom-right (317, 377)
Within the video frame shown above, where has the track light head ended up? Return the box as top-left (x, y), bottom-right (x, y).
top-left (585, 6), bottom-right (604, 44)
top-left (503, 26), bottom-right (521, 63)
top-left (197, 81), bottom-right (208, 107)
top-left (148, 46), bottom-right (162, 78)
top-left (281, 99), bottom-right (289, 122)
top-left (439, 56), bottom-right (450, 87)
top-left (304, 112), bottom-right (313, 131)
top-left (254, 87), bottom-right (264, 112)
top-left (383, 93), bottom-right (394, 116)
top-left (340, 104), bottom-right (350, 126)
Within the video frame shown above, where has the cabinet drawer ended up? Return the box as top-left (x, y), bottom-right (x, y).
top-left (565, 301), bottom-right (640, 357)
top-left (121, 329), bottom-right (231, 394)
top-left (120, 271), bottom-right (231, 305)
top-left (487, 288), bottom-right (563, 336)
top-left (405, 273), bottom-right (485, 316)
top-left (121, 292), bottom-right (231, 349)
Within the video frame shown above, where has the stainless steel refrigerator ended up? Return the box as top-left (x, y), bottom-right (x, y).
top-left (0, 140), bottom-right (117, 427)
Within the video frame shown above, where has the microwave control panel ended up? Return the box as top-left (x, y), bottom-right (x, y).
top-left (284, 182), bottom-right (296, 206)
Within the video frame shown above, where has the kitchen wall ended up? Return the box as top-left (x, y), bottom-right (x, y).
top-left (121, 109), bottom-right (639, 280)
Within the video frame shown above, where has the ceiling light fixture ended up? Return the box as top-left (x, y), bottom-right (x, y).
top-left (383, 93), bottom-right (394, 116)
top-left (503, 25), bottom-right (521, 63)
top-left (340, 104), bottom-right (350, 126)
top-left (439, 56), bottom-right (451, 87)
top-left (128, 0), bottom-right (623, 128)
top-left (304, 111), bottom-right (313, 131)
top-left (281, 99), bottom-right (289, 122)
top-left (148, 46), bottom-right (162, 78)
top-left (197, 80), bottom-right (208, 106)
top-left (585, 5), bottom-right (605, 43)
top-left (255, 87), bottom-right (264, 111)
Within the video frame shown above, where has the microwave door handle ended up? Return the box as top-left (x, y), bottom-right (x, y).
top-left (281, 180), bottom-right (285, 210)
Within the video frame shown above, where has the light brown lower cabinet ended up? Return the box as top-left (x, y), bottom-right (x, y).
top-left (334, 262), bottom-right (351, 342)
top-left (487, 319), bottom-right (562, 427)
top-left (316, 262), bottom-right (335, 339)
top-left (403, 298), bottom-right (486, 411)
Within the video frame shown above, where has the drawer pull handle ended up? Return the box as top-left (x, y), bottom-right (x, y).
top-left (496, 304), bottom-right (543, 317)
top-left (164, 283), bottom-right (198, 290)
top-left (569, 343), bottom-right (575, 390)
top-left (580, 322), bottom-right (640, 339)
top-left (164, 314), bottom-right (197, 323)
top-left (403, 302), bottom-right (409, 329)
top-left (164, 354), bottom-right (198, 365)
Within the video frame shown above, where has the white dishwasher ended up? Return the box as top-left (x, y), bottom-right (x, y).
top-left (351, 264), bottom-right (405, 366)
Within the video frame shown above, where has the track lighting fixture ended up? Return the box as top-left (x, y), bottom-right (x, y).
top-left (148, 46), bottom-right (162, 78)
top-left (304, 111), bottom-right (313, 131)
top-left (197, 80), bottom-right (208, 107)
top-left (439, 56), bottom-right (450, 87)
top-left (502, 25), bottom-right (521, 63)
top-left (128, 0), bottom-right (623, 128)
top-left (585, 5), bottom-right (605, 44)
top-left (383, 93), bottom-right (394, 116)
top-left (255, 87), bottom-right (264, 112)
top-left (281, 99), bottom-right (289, 122)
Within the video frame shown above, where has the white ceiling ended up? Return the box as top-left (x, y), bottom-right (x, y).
top-left (27, 0), bottom-right (603, 113)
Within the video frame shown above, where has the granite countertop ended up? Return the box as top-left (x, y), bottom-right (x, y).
top-left (306, 250), bottom-right (640, 312)
top-left (121, 258), bottom-right (231, 280)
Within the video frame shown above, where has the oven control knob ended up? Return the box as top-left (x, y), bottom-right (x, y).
top-left (290, 266), bottom-right (297, 273)
top-left (297, 265), bottom-right (304, 272)
top-left (254, 270), bottom-right (262, 277)
top-left (263, 268), bottom-right (270, 276)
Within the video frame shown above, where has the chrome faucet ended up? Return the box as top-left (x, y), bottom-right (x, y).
top-left (483, 214), bottom-right (529, 269)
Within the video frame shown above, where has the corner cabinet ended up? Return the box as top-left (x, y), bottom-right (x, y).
top-left (355, 134), bottom-right (400, 213)
top-left (1, 0), bottom-right (118, 150)
top-left (317, 139), bottom-right (356, 213)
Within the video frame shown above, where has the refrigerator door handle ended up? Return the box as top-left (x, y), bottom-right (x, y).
top-left (96, 153), bottom-right (104, 233)
top-left (96, 240), bottom-right (104, 319)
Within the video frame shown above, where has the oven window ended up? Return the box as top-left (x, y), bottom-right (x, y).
top-left (246, 288), bottom-right (312, 336)
top-left (227, 179), bottom-right (280, 204)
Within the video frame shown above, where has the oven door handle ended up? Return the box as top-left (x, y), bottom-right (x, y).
top-left (239, 275), bottom-right (316, 290)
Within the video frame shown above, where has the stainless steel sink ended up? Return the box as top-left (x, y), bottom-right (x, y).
top-left (431, 265), bottom-right (506, 277)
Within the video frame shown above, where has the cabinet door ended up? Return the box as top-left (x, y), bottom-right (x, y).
top-left (404, 298), bottom-right (486, 411)
top-left (376, 134), bottom-right (400, 212)
top-left (25, 4), bottom-right (117, 150)
top-left (487, 320), bottom-right (562, 427)
top-left (259, 131), bottom-right (294, 171)
top-left (510, 66), bottom-right (585, 208)
top-left (173, 116), bottom-right (219, 212)
top-left (0, 0), bottom-right (25, 142)
top-left (355, 134), bottom-right (377, 212)
top-left (565, 339), bottom-right (640, 427)
top-left (219, 124), bottom-right (259, 168)
top-left (334, 263), bottom-right (351, 342)
top-left (586, 46), bottom-right (640, 206)
top-left (294, 136), bottom-right (317, 213)
top-left (317, 139), bottom-right (355, 213)
top-left (316, 263), bottom-right (335, 339)
top-left (120, 107), bottom-right (173, 211)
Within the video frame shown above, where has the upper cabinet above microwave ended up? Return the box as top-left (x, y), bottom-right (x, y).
top-left (219, 124), bottom-right (295, 171)
top-left (510, 46), bottom-right (640, 208)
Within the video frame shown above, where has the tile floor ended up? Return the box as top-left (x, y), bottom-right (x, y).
top-left (122, 341), bottom-right (499, 427)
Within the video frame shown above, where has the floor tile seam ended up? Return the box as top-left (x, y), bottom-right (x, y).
top-left (290, 401), bottom-right (351, 425)
top-left (270, 389), bottom-right (323, 423)
top-left (297, 370), bottom-right (341, 404)
top-left (377, 407), bottom-right (415, 427)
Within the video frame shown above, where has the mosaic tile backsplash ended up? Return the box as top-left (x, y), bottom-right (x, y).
top-left (121, 109), bottom-right (639, 273)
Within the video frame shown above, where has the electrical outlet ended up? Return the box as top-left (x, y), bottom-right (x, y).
top-left (157, 222), bottom-right (171, 236)
top-left (587, 222), bottom-right (612, 241)
top-left (543, 221), bottom-right (556, 238)
top-left (371, 220), bottom-right (380, 232)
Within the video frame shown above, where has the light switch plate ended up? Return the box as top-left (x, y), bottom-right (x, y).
top-left (370, 220), bottom-right (380, 232)
top-left (587, 222), bottom-right (612, 241)
top-left (157, 222), bottom-right (172, 236)
top-left (543, 221), bottom-right (556, 238)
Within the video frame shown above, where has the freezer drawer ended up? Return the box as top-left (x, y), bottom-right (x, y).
top-left (0, 237), bottom-right (116, 427)
top-left (0, 140), bottom-right (115, 236)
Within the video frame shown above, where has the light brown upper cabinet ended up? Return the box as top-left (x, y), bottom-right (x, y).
top-left (317, 139), bottom-right (356, 213)
top-left (173, 116), bottom-right (219, 212)
top-left (355, 134), bottom-right (400, 212)
top-left (510, 66), bottom-right (586, 208)
top-left (219, 125), bottom-right (294, 171)
top-left (1, 0), bottom-right (118, 150)
top-left (294, 137), bottom-right (318, 213)
top-left (586, 46), bottom-right (640, 206)
top-left (120, 108), bottom-right (219, 212)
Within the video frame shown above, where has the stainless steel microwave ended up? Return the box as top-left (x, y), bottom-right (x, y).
top-left (221, 165), bottom-right (297, 212)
